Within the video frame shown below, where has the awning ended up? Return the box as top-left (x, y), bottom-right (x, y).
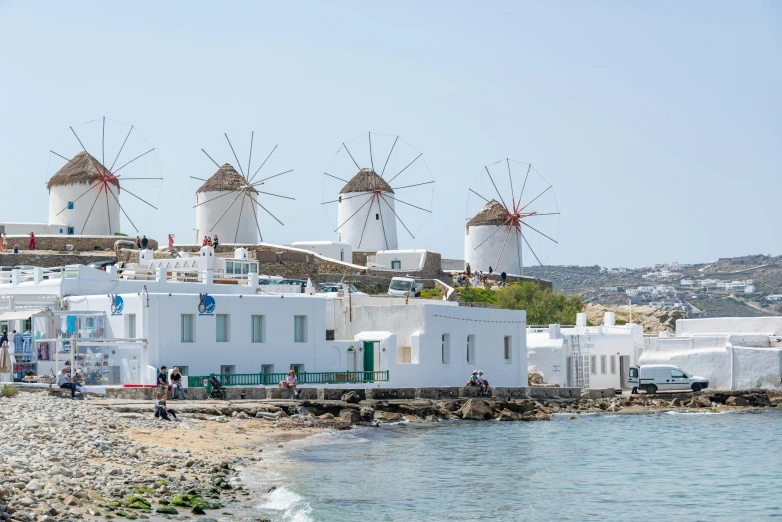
top-left (0, 309), bottom-right (43, 321)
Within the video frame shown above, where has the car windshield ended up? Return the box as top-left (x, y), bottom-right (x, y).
top-left (390, 280), bottom-right (412, 291)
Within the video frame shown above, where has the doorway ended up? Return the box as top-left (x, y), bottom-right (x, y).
top-left (363, 341), bottom-right (375, 373)
top-left (620, 356), bottom-right (629, 388)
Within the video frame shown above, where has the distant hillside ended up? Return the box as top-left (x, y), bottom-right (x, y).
top-left (522, 254), bottom-right (782, 318)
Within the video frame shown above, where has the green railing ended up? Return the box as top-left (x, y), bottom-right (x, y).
top-left (188, 370), bottom-right (389, 391)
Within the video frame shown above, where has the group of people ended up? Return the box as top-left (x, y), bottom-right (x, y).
top-left (466, 370), bottom-right (491, 396)
top-left (156, 366), bottom-right (186, 400)
top-left (201, 235), bottom-right (219, 248)
top-left (0, 232), bottom-right (33, 253)
top-left (57, 363), bottom-right (91, 399)
top-left (455, 264), bottom-right (507, 288)
top-left (134, 235), bottom-right (149, 249)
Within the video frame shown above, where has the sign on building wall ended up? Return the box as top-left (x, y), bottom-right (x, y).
top-left (198, 293), bottom-right (216, 316)
top-left (110, 295), bottom-right (124, 316)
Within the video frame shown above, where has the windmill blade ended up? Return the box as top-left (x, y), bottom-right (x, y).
top-left (234, 191), bottom-right (247, 242)
top-left (517, 164), bottom-right (531, 208)
top-left (386, 153), bottom-right (421, 184)
top-left (484, 165), bottom-right (508, 210)
top-left (469, 188), bottom-right (491, 203)
top-left (193, 191), bottom-right (234, 208)
top-left (248, 194), bottom-right (264, 242)
top-left (324, 172), bottom-right (349, 183)
top-left (529, 212), bottom-right (560, 216)
top-left (377, 194), bottom-right (389, 250)
top-left (110, 124), bottom-right (134, 171)
top-left (248, 145), bottom-right (277, 183)
top-left (507, 158), bottom-right (515, 211)
top-left (80, 185), bottom-right (104, 235)
top-left (102, 117), bottom-right (106, 175)
top-left (121, 186), bottom-right (158, 210)
top-left (473, 223), bottom-right (506, 251)
top-left (516, 232), bottom-right (523, 276)
top-left (104, 184), bottom-right (112, 235)
top-left (210, 190), bottom-right (245, 231)
top-left (391, 180), bottom-right (434, 191)
top-left (520, 220), bottom-right (558, 244)
top-left (247, 131), bottom-right (254, 179)
top-left (190, 176), bottom-right (208, 182)
top-left (356, 194), bottom-right (376, 250)
top-left (334, 196), bottom-right (373, 232)
top-left (379, 194), bottom-right (416, 239)
top-left (69, 126), bottom-right (90, 155)
top-left (55, 181), bottom-right (101, 216)
top-left (321, 191), bottom-right (371, 205)
top-left (342, 142), bottom-right (361, 171)
top-left (114, 177), bottom-right (163, 180)
top-left (50, 150), bottom-right (76, 164)
top-left (247, 194), bottom-right (285, 226)
top-left (107, 183), bottom-right (139, 233)
top-left (225, 133), bottom-right (246, 177)
top-left (495, 226), bottom-right (513, 271)
top-left (250, 170), bottom-right (293, 185)
top-left (254, 190), bottom-right (295, 200)
top-left (521, 230), bottom-right (544, 267)
top-left (113, 148), bottom-right (154, 174)
top-left (519, 185), bottom-right (552, 213)
top-left (202, 148), bottom-right (221, 169)
top-left (380, 136), bottom-right (398, 178)
top-left (368, 132), bottom-right (374, 171)
top-left (381, 194), bottom-right (432, 213)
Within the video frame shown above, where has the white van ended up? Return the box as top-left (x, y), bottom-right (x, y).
top-left (387, 276), bottom-right (423, 297)
top-left (628, 364), bottom-right (709, 394)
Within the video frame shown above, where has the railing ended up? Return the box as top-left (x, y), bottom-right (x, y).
top-left (188, 370), bottom-right (390, 391)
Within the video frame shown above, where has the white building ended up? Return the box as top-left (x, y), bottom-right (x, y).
top-left (641, 317), bottom-right (782, 390)
top-left (368, 249), bottom-right (427, 271)
top-left (195, 164), bottom-right (258, 244)
top-left (526, 312), bottom-right (643, 390)
top-left (290, 241), bottom-right (353, 263)
top-left (464, 200), bottom-right (521, 275)
top-left (1, 151), bottom-right (121, 236)
top-left (336, 169), bottom-right (398, 252)
top-left (0, 247), bottom-right (526, 389)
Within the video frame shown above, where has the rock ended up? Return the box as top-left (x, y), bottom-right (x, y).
top-left (61, 496), bottom-right (80, 507)
top-left (274, 411), bottom-right (288, 418)
top-left (156, 505), bottom-right (179, 514)
top-left (24, 482), bottom-right (41, 492)
top-left (373, 411), bottom-right (401, 422)
top-left (339, 409), bottom-right (361, 424)
top-left (727, 396), bottom-right (750, 407)
top-left (496, 408), bottom-right (519, 421)
top-left (359, 406), bottom-right (375, 420)
top-left (256, 412), bottom-right (277, 420)
top-left (528, 372), bottom-right (544, 385)
top-left (402, 415), bottom-right (421, 423)
top-left (670, 398), bottom-right (683, 407)
top-left (458, 399), bottom-right (493, 420)
top-left (341, 391), bottom-right (361, 403)
top-left (318, 413), bottom-right (335, 420)
top-left (694, 396), bottom-right (712, 408)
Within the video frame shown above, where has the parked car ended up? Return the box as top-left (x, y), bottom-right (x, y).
top-left (318, 283), bottom-right (367, 296)
top-left (278, 279), bottom-right (307, 293)
top-left (628, 364), bottom-right (709, 394)
top-left (387, 276), bottom-right (423, 297)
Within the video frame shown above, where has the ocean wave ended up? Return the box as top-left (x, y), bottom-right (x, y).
top-left (663, 410), bottom-right (735, 416)
top-left (257, 486), bottom-right (313, 522)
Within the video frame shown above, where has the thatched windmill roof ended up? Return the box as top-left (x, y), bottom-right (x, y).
top-left (47, 151), bottom-right (119, 190)
top-left (467, 200), bottom-right (509, 227)
top-left (196, 164), bottom-right (257, 194)
top-left (340, 168), bottom-right (394, 194)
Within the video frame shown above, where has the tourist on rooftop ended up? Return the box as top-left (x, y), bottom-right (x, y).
top-left (213, 235), bottom-right (219, 248)
top-left (135, 236), bottom-right (141, 249)
top-left (141, 235), bottom-right (149, 249)
top-left (28, 232), bottom-right (35, 250)
top-left (206, 236), bottom-right (213, 247)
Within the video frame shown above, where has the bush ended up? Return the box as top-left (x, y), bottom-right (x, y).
top-left (459, 286), bottom-right (497, 304)
top-left (494, 281), bottom-right (584, 325)
top-left (420, 287), bottom-right (444, 300)
top-left (0, 384), bottom-right (18, 397)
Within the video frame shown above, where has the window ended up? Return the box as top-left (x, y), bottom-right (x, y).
top-left (59, 229), bottom-right (63, 234)
top-left (375, 213), bottom-right (379, 220)
top-left (441, 334), bottom-right (451, 364)
top-left (591, 355), bottom-right (597, 375)
top-left (600, 355), bottom-right (607, 375)
top-left (290, 364), bottom-right (304, 374)
top-left (610, 355), bottom-right (616, 375)
top-left (220, 365), bottom-right (235, 375)
top-left (67, 227), bottom-right (74, 235)
top-left (226, 261), bottom-right (234, 274)
top-left (504, 336), bottom-right (511, 361)
top-left (261, 364), bottom-right (274, 374)
top-left (251, 315), bottom-right (265, 343)
top-left (326, 329), bottom-right (335, 341)
top-left (629, 367), bottom-right (639, 378)
top-left (127, 314), bottom-right (137, 338)
top-left (671, 369), bottom-right (687, 378)
top-left (181, 314), bottom-right (194, 343)
top-left (294, 315), bottom-right (307, 343)
top-left (391, 260), bottom-right (401, 269)
top-left (216, 314), bottom-right (230, 342)
top-left (250, 263), bottom-right (258, 274)
top-left (67, 202), bottom-right (74, 210)
top-left (467, 335), bottom-right (475, 364)
top-left (340, 250), bottom-right (344, 262)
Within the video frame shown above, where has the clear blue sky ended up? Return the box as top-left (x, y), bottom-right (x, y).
top-left (1, 1), bottom-right (780, 267)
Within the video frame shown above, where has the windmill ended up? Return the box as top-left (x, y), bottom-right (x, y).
top-left (192, 133), bottom-right (293, 244)
top-left (321, 132), bottom-right (434, 252)
top-left (464, 159), bottom-right (560, 276)
top-left (47, 117), bottom-right (163, 235)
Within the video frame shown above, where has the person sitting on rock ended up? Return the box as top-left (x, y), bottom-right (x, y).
top-left (478, 370), bottom-right (490, 396)
top-left (154, 395), bottom-right (177, 421)
top-left (279, 369), bottom-right (298, 390)
top-left (466, 370), bottom-right (480, 387)
top-left (157, 366), bottom-right (172, 398)
top-left (169, 367), bottom-right (186, 400)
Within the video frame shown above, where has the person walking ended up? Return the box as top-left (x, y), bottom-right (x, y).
top-left (473, 272), bottom-right (479, 287)
top-left (135, 236), bottom-right (142, 249)
top-left (141, 235), bottom-right (149, 249)
top-left (28, 232), bottom-right (35, 250)
top-left (465, 263), bottom-right (472, 278)
top-left (500, 270), bottom-right (507, 287)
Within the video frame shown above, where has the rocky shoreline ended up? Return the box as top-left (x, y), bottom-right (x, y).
top-left (0, 388), bottom-right (778, 522)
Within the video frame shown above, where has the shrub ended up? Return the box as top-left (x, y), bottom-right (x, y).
top-left (494, 281), bottom-right (584, 325)
top-left (1, 384), bottom-right (18, 397)
top-left (420, 287), bottom-right (444, 300)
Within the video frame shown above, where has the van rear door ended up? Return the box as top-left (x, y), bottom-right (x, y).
top-left (628, 365), bottom-right (639, 388)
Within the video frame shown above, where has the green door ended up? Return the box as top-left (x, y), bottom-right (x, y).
top-left (363, 341), bottom-right (375, 373)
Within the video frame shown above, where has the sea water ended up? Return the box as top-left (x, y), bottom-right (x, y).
top-left (244, 410), bottom-right (782, 521)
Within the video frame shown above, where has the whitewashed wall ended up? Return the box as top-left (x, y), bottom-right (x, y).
top-left (337, 192), bottom-right (398, 251)
top-left (464, 224), bottom-right (522, 275)
top-left (374, 249), bottom-right (426, 270)
top-left (48, 184), bottom-right (120, 235)
top-left (195, 191), bottom-right (257, 244)
top-left (290, 241), bottom-right (353, 262)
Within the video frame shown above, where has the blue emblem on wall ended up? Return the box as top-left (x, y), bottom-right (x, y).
top-left (199, 293), bottom-right (216, 315)
top-left (110, 294), bottom-right (124, 315)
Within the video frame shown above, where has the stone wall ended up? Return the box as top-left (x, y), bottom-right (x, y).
top-left (0, 252), bottom-right (115, 268)
top-left (5, 235), bottom-right (158, 252)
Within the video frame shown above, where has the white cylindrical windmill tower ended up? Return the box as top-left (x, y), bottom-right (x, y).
top-left (464, 200), bottom-right (522, 275)
top-left (195, 164), bottom-right (258, 244)
top-left (47, 151), bottom-right (120, 235)
top-left (337, 168), bottom-right (398, 251)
